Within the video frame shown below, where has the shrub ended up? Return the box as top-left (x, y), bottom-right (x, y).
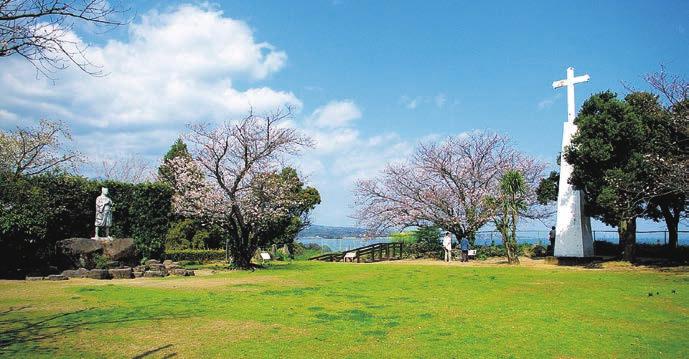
top-left (401, 225), bottom-right (443, 259)
top-left (0, 172), bottom-right (173, 277)
top-left (163, 249), bottom-right (226, 262)
top-left (129, 182), bottom-right (172, 260)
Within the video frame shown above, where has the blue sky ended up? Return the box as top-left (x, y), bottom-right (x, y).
top-left (1, 1), bottom-right (688, 229)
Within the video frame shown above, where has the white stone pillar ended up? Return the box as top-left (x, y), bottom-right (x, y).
top-left (554, 121), bottom-right (594, 257)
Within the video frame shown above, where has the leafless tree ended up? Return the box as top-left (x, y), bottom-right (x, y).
top-left (95, 154), bottom-right (154, 183)
top-left (645, 65), bottom-right (689, 108)
top-left (0, 118), bottom-right (82, 178)
top-left (643, 67), bottom-right (689, 208)
top-left (353, 132), bottom-right (547, 244)
top-left (0, 0), bottom-right (128, 77)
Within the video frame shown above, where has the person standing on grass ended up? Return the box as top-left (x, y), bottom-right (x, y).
top-left (442, 232), bottom-right (452, 262)
top-left (548, 226), bottom-right (556, 255)
top-left (460, 237), bottom-right (470, 262)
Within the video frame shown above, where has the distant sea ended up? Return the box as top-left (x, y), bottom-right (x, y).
top-left (297, 230), bottom-right (689, 253)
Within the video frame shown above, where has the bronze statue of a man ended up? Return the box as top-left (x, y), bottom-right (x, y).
top-left (94, 187), bottom-right (113, 239)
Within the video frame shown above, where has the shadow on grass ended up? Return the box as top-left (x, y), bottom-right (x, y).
top-left (0, 306), bottom-right (191, 357)
top-left (132, 344), bottom-right (176, 358)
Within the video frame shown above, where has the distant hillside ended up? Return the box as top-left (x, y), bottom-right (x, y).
top-left (298, 224), bottom-right (368, 239)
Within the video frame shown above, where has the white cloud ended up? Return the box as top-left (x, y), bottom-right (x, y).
top-left (0, 5), bottom-right (300, 164)
top-left (400, 93), bottom-right (448, 110)
top-left (307, 100), bottom-right (361, 129)
top-left (0, 109), bottom-right (21, 126)
top-left (537, 93), bottom-right (562, 110)
top-left (300, 100), bottom-right (411, 184)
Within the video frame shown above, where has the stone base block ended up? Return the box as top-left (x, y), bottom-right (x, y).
top-left (86, 269), bottom-right (111, 279)
top-left (170, 268), bottom-right (195, 276)
top-left (143, 270), bottom-right (166, 278)
top-left (108, 268), bottom-right (133, 279)
top-left (62, 268), bottom-right (89, 278)
top-left (47, 274), bottom-right (68, 281)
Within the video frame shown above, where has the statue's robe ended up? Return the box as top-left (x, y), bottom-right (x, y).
top-left (95, 195), bottom-right (112, 227)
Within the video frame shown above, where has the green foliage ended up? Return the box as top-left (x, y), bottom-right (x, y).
top-left (403, 225), bottom-right (442, 258)
top-left (489, 170), bottom-right (528, 264)
top-left (163, 249), bottom-right (226, 262)
top-left (165, 219), bottom-right (195, 249)
top-left (255, 167), bottom-right (321, 249)
top-left (389, 231), bottom-right (416, 243)
top-left (93, 255), bottom-right (109, 269)
top-left (158, 138), bottom-right (191, 186)
top-left (563, 91), bottom-right (682, 259)
top-left (565, 91), bottom-right (656, 226)
top-left (474, 243), bottom-right (546, 260)
top-left (536, 171), bottom-right (559, 205)
top-left (0, 172), bottom-right (172, 277)
top-left (130, 182), bottom-right (172, 260)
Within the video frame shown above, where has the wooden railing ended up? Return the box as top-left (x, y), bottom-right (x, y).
top-left (309, 242), bottom-right (404, 262)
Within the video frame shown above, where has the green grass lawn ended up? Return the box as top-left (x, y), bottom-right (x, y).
top-left (1, 261), bottom-right (688, 358)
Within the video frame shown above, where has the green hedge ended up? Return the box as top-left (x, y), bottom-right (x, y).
top-left (164, 249), bottom-right (226, 262)
top-left (0, 172), bottom-right (172, 277)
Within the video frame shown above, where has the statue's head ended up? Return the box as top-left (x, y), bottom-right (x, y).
top-left (101, 187), bottom-right (109, 195)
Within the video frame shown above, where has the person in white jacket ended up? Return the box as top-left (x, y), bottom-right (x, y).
top-left (442, 232), bottom-right (452, 262)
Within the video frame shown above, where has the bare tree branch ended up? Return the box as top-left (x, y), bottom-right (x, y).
top-left (0, 0), bottom-right (129, 78)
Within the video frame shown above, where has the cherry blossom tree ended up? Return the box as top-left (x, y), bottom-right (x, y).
top-left (353, 132), bottom-right (546, 244)
top-left (168, 107), bottom-right (316, 268)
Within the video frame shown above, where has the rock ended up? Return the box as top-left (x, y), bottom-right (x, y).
top-left (145, 259), bottom-right (161, 266)
top-left (57, 237), bottom-right (137, 269)
top-left (59, 238), bottom-right (104, 255)
top-left (147, 263), bottom-right (166, 271)
top-left (166, 264), bottom-right (180, 271)
top-left (277, 244), bottom-right (291, 257)
top-left (46, 274), bottom-right (68, 281)
top-left (143, 270), bottom-right (165, 278)
top-left (101, 238), bottom-right (136, 263)
top-left (187, 270), bottom-right (195, 276)
top-left (170, 268), bottom-right (193, 276)
top-left (108, 268), bottom-right (133, 279)
top-left (163, 259), bottom-right (174, 267)
top-left (26, 276), bottom-right (44, 281)
top-left (61, 268), bottom-right (89, 278)
top-left (133, 271), bottom-right (144, 278)
top-left (86, 269), bottom-right (111, 279)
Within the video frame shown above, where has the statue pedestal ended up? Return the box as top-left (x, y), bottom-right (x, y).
top-left (57, 237), bottom-right (136, 269)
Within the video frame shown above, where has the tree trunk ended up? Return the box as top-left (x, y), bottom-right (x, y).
top-left (660, 205), bottom-right (679, 251)
top-left (498, 226), bottom-right (520, 265)
top-left (505, 237), bottom-right (520, 264)
top-left (618, 218), bottom-right (637, 262)
top-left (230, 243), bottom-right (256, 269)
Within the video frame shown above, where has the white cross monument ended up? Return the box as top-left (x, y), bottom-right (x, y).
top-left (552, 67), bottom-right (594, 257)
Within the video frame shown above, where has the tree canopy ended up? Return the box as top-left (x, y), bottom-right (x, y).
top-left (565, 91), bottom-right (668, 260)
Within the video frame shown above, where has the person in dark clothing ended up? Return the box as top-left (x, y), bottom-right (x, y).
top-left (460, 237), bottom-right (470, 262)
top-left (548, 226), bottom-right (556, 255)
